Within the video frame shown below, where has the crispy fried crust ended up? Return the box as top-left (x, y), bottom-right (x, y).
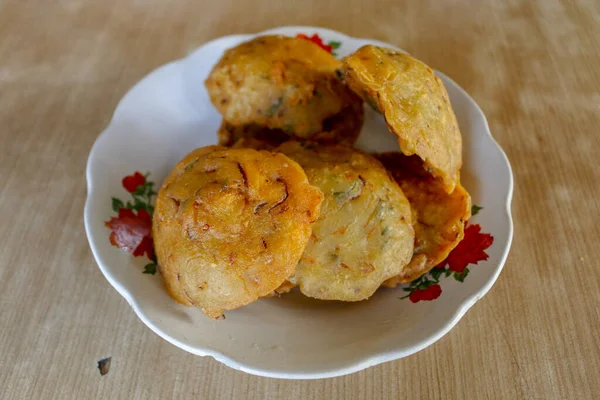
top-left (276, 142), bottom-right (414, 301)
top-left (263, 280), bottom-right (296, 298)
top-left (218, 99), bottom-right (364, 148)
top-left (343, 45), bottom-right (462, 193)
top-left (153, 146), bottom-right (323, 318)
top-left (222, 125), bottom-right (282, 151)
top-left (375, 153), bottom-right (471, 287)
top-left (206, 35), bottom-right (362, 138)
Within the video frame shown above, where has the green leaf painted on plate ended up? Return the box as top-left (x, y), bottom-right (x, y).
top-left (111, 197), bottom-right (124, 212)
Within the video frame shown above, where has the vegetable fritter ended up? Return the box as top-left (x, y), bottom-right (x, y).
top-left (343, 45), bottom-right (462, 193)
top-left (375, 153), bottom-right (471, 286)
top-left (277, 142), bottom-right (414, 301)
top-left (153, 146), bottom-right (323, 318)
top-left (206, 35), bottom-right (362, 139)
top-left (217, 99), bottom-right (363, 148)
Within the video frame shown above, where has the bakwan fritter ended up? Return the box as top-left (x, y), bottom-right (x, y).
top-left (276, 142), bottom-right (414, 301)
top-left (151, 36), bottom-right (472, 318)
top-left (153, 146), bottom-right (323, 319)
top-left (217, 98), bottom-right (363, 148)
top-left (343, 45), bottom-right (462, 193)
top-left (375, 153), bottom-right (471, 286)
top-left (206, 35), bottom-right (363, 144)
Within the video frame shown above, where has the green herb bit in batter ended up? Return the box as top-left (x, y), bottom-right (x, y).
top-left (265, 96), bottom-right (284, 116)
top-left (333, 179), bottom-right (363, 202)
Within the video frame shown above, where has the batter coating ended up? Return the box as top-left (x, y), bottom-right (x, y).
top-left (375, 153), bottom-right (471, 286)
top-left (153, 146), bottom-right (323, 318)
top-left (276, 142), bottom-right (414, 301)
top-left (230, 136), bottom-right (280, 155)
top-left (217, 99), bottom-right (363, 148)
top-left (343, 45), bottom-right (462, 193)
top-left (206, 35), bottom-right (362, 138)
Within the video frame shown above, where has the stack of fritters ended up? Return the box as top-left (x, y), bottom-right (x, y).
top-left (153, 36), bottom-right (471, 318)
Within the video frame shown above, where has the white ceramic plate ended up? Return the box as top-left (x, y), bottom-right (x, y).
top-left (85, 26), bottom-right (513, 379)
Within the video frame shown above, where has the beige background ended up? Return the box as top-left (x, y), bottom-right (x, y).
top-left (1, 0), bottom-right (599, 399)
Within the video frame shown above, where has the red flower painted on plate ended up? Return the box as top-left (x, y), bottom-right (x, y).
top-left (105, 208), bottom-right (154, 260)
top-left (438, 224), bottom-right (494, 273)
top-left (400, 206), bottom-right (494, 303)
top-left (296, 33), bottom-right (333, 53)
top-left (409, 284), bottom-right (442, 303)
top-left (107, 172), bottom-right (158, 273)
top-left (134, 236), bottom-right (155, 259)
top-left (122, 172), bottom-right (146, 193)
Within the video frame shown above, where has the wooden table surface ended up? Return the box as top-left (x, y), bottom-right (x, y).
top-left (1, 0), bottom-right (599, 398)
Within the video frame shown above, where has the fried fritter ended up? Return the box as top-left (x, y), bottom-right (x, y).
top-left (343, 45), bottom-right (462, 193)
top-left (217, 99), bottom-right (363, 148)
top-left (223, 125), bottom-right (282, 150)
top-left (375, 153), bottom-right (471, 287)
top-left (206, 35), bottom-right (362, 139)
top-left (153, 146), bottom-right (323, 318)
top-left (263, 280), bottom-right (296, 298)
top-left (276, 142), bottom-right (414, 301)
top-left (218, 123), bottom-right (288, 150)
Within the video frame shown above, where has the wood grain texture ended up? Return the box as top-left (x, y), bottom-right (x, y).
top-left (1, 0), bottom-right (599, 398)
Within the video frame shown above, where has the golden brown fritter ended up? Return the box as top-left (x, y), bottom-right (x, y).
top-left (263, 280), bottom-right (296, 298)
top-left (217, 99), bottom-right (363, 148)
top-left (343, 45), bottom-right (462, 193)
top-left (206, 35), bottom-right (362, 139)
top-left (153, 146), bottom-right (323, 318)
top-left (276, 142), bottom-right (414, 301)
top-left (218, 123), bottom-right (288, 150)
top-left (375, 153), bottom-right (471, 287)
top-left (229, 136), bottom-right (277, 151)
